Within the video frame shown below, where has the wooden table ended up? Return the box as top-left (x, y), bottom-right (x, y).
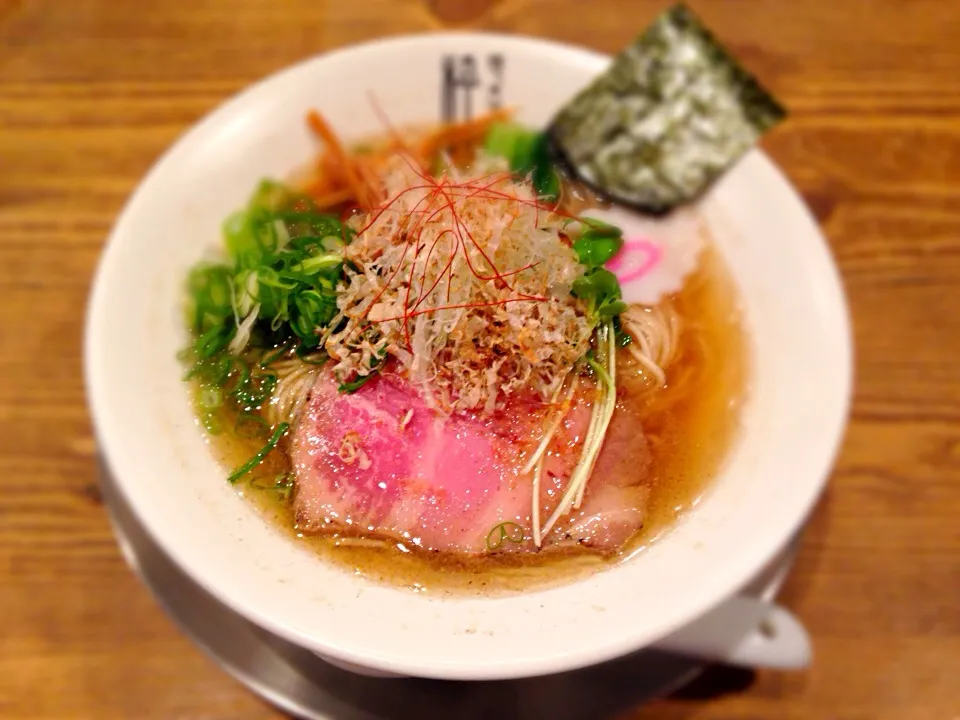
top-left (2, 0), bottom-right (958, 717)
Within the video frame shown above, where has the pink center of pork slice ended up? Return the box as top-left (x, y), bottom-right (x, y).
top-left (291, 371), bottom-right (561, 553)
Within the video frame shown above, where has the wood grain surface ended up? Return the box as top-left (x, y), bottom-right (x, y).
top-left (2, 0), bottom-right (959, 718)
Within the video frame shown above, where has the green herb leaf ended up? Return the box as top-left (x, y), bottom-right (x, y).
top-left (598, 299), bottom-right (628, 318)
top-left (572, 266), bottom-right (626, 324)
top-left (580, 217), bottom-right (624, 241)
top-left (572, 234), bottom-right (624, 269)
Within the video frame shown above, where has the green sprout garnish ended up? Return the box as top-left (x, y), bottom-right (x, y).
top-left (571, 217), bottom-right (628, 320)
top-left (530, 213), bottom-right (628, 545)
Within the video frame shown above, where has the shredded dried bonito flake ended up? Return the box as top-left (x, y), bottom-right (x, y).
top-left (325, 155), bottom-right (593, 413)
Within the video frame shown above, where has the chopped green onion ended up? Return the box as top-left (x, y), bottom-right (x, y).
top-left (186, 264), bottom-right (234, 333)
top-left (224, 208), bottom-right (281, 268)
top-left (337, 350), bottom-right (386, 393)
top-left (198, 386), bottom-right (223, 410)
top-left (337, 371), bottom-right (378, 393)
top-left (194, 325), bottom-right (235, 359)
top-left (321, 235), bottom-right (346, 252)
top-left (295, 344), bottom-right (328, 365)
top-left (201, 412), bottom-right (223, 435)
top-left (248, 178), bottom-right (307, 212)
top-left (223, 358), bottom-right (249, 393)
top-left (257, 265), bottom-right (298, 291)
top-left (278, 212), bottom-right (346, 242)
top-left (231, 371), bottom-right (277, 409)
top-left (227, 422), bottom-right (289, 484)
top-left (235, 412), bottom-right (269, 440)
top-left (260, 341), bottom-right (292, 367)
top-left (485, 521), bottom-right (525, 551)
top-left (182, 179), bottom-right (359, 491)
top-left (292, 253), bottom-right (343, 275)
top-left (185, 179), bottom-right (350, 387)
top-left (251, 472), bottom-right (296, 503)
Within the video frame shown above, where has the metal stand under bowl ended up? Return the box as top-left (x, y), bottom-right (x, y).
top-left (98, 460), bottom-right (797, 720)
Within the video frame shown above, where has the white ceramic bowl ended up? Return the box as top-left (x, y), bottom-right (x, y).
top-left (85, 32), bottom-right (852, 681)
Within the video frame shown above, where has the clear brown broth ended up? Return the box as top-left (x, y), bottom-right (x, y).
top-left (202, 241), bottom-right (747, 595)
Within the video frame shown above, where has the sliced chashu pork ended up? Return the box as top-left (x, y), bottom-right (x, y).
top-left (290, 371), bottom-right (650, 554)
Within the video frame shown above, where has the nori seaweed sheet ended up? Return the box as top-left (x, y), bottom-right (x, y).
top-left (547, 3), bottom-right (787, 215)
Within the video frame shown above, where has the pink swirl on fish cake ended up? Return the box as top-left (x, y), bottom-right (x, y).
top-left (606, 239), bottom-right (662, 284)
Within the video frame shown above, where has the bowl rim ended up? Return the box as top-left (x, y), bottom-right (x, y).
top-left (85, 30), bottom-right (854, 680)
